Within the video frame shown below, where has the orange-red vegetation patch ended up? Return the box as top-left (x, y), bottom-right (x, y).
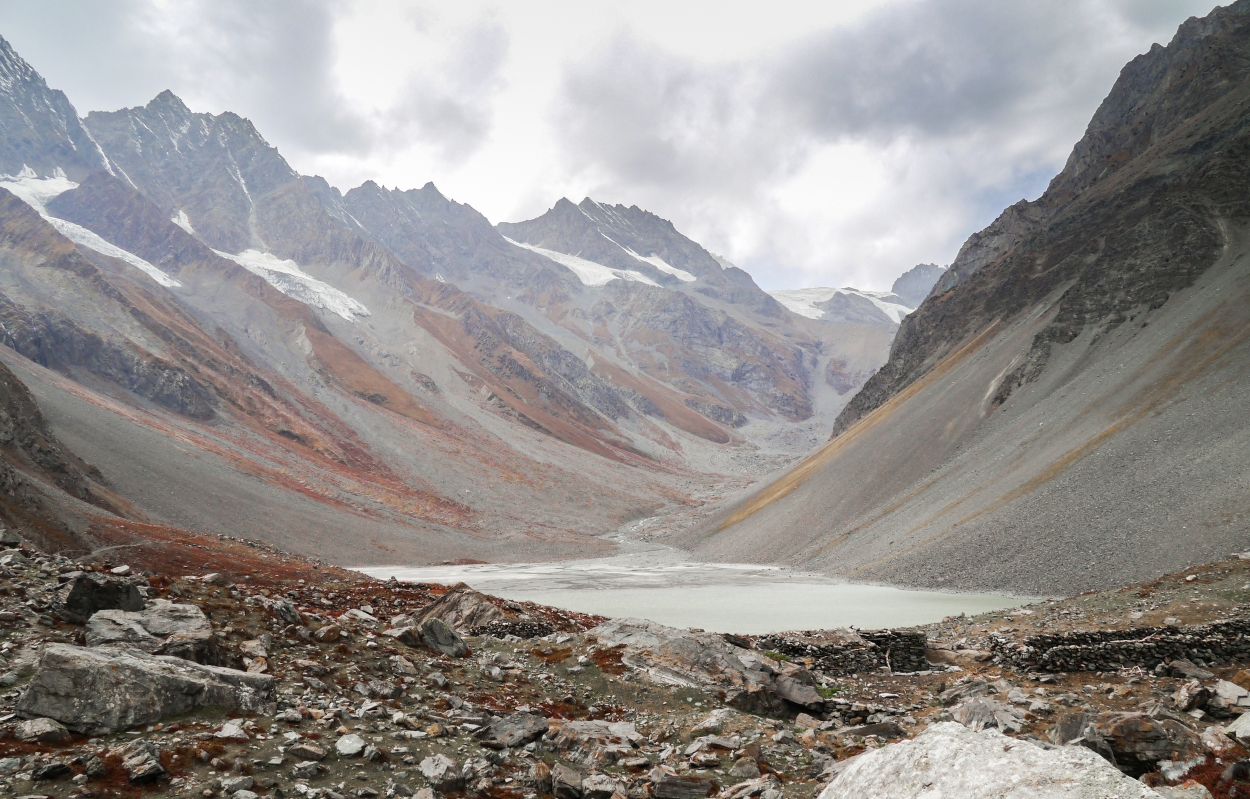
top-left (588, 644), bottom-right (628, 675)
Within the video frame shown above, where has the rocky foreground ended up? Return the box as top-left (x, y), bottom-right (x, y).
top-left (0, 531), bottom-right (1247, 798)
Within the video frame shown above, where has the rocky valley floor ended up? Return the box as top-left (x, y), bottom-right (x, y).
top-left (0, 529), bottom-right (1246, 799)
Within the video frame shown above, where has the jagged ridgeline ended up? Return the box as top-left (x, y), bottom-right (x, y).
top-left (0, 31), bottom-right (906, 564)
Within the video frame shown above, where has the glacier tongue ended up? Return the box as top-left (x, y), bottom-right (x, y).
top-left (768, 286), bottom-right (913, 322)
top-left (214, 249), bottom-right (370, 322)
top-left (1, 173), bottom-right (182, 288)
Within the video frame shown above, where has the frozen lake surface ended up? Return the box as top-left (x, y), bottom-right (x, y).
top-left (357, 551), bottom-right (1026, 634)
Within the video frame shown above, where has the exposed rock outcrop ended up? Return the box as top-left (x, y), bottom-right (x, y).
top-left (16, 643), bottom-right (275, 734)
top-left (84, 599), bottom-right (223, 664)
top-left (591, 618), bottom-right (824, 714)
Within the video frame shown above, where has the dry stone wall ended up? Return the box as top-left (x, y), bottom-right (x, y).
top-left (992, 618), bottom-right (1250, 672)
top-left (755, 630), bottom-right (928, 676)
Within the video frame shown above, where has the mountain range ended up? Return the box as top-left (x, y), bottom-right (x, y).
top-left (685, 0), bottom-right (1250, 596)
top-left (0, 33), bottom-right (934, 567)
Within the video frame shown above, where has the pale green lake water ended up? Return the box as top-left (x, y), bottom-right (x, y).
top-left (358, 553), bottom-right (1026, 634)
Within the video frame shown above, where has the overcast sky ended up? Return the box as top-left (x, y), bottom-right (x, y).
top-left (0, 0), bottom-right (1219, 290)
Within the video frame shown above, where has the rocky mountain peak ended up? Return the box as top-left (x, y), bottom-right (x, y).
top-left (0, 34), bottom-right (39, 92)
top-left (890, 263), bottom-right (947, 308)
top-left (0, 36), bottom-right (111, 181)
top-left (936, 0), bottom-right (1250, 295)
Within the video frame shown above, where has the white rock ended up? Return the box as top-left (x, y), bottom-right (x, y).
top-left (336, 733), bottom-right (366, 757)
top-left (1225, 712), bottom-right (1250, 740)
top-left (215, 722), bottom-right (249, 741)
top-left (818, 722), bottom-right (1163, 799)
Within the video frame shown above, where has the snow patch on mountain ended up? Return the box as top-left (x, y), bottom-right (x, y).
top-left (769, 287), bottom-right (914, 323)
top-left (613, 239), bottom-right (696, 282)
top-left (171, 209), bottom-right (194, 234)
top-left (48, 216), bottom-right (182, 288)
top-left (1, 171), bottom-right (182, 288)
top-left (215, 249), bottom-right (370, 321)
top-left (0, 167), bottom-right (77, 213)
top-left (504, 237), bottom-right (660, 287)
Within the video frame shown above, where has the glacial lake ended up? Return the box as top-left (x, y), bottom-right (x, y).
top-left (357, 551), bottom-right (1027, 634)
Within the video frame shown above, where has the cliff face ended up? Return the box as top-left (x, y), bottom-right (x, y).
top-left (833, 0), bottom-right (1250, 438)
top-left (684, 2), bottom-right (1250, 595)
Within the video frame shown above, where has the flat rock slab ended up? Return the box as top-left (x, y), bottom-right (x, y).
top-left (818, 722), bottom-right (1163, 799)
top-left (16, 643), bottom-right (274, 734)
top-left (650, 769), bottom-right (715, 799)
top-left (85, 600), bottom-right (219, 664)
top-left (487, 712), bottom-right (549, 748)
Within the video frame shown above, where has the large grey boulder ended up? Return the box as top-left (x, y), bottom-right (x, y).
top-left (16, 643), bottom-right (275, 734)
top-left (419, 618), bottom-right (468, 658)
top-left (416, 583), bottom-right (506, 632)
top-left (590, 618), bottom-right (824, 714)
top-left (1063, 712), bottom-right (1204, 777)
top-left (486, 712), bottom-right (549, 748)
top-left (85, 600), bottom-right (222, 664)
top-left (818, 722), bottom-right (1164, 799)
top-left (54, 573), bottom-right (144, 623)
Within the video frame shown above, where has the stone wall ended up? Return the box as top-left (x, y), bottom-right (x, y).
top-left (992, 618), bottom-right (1250, 672)
top-left (755, 630), bottom-right (928, 676)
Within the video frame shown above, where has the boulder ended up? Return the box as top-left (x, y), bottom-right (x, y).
top-left (419, 618), bottom-right (468, 658)
top-left (53, 573), bottom-right (143, 624)
top-left (551, 762), bottom-right (583, 799)
top-left (84, 600), bottom-right (221, 664)
top-left (551, 720), bottom-right (641, 764)
top-left (287, 742), bottom-right (326, 761)
top-left (951, 697), bottom-right (1025, 733)
top-left (590, 618), bottom-right (825, 714)
top-left (649, 768), bottom-right (715, 799)
top-left (15, 717), bottom-right (70, 743)
top-left (32, 761), bottom-right (71, 780)
top-left (1207, 680), bottom-right (1250, 715)
top-left (1171, 680), bottom-right (1212, 712)
top-left (119, 739), bottom-right (165, 783)
top-left (336, 734), bottom-right (366, 757)
top-left (419, 754), bottom-right (463, 792)
top-left (1076, 713), bottom-right (1204, 777)
top-left (485, 712), bottom-right (549, 748)
top-left (416, 583), bottom-right (506, 633)
top-left (818, 722), bottom-right (1163, 799)
top-left (16, 643), bottom-right (275, 734)
top-left (1155, 783), bottom-right (1213, 799)
top-left (581, 773), bottom-right (621, 799)
top-left (1170, 660), bottom-right (1215, 680)
top-left (939, 678), bottom-right (990, 706)
top-left (1224, 712), bottom-right (1250, 741)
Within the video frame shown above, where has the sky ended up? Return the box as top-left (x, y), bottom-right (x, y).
top-left (0, 0), bottom-right (1219, 291)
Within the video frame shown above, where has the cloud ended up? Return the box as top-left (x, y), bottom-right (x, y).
top-left (383, 19), bottom-right (510, 162)
top-left (0, 0), bottom-right (1221, 290)
top-left (550, 0), bottom-right (1216, 289)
